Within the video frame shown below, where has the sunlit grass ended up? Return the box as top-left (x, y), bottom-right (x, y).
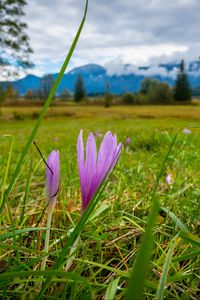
top-left (0, 106), bottom-right (200, 299)
top-left (0, 0), bottom-right (200, 296)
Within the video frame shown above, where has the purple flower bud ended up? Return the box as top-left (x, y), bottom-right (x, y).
top-left (166, 174), bottom-right (173, 185)
top-left (77, 130), bottom-right (122, 212)
top-left (46, 150), bottom-right (60, 210)
top-left (125, 137), bottom-right (131, 145)
top-left (182, 128), bottom-right (191, 134)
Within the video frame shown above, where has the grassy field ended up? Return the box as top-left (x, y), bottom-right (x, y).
top-left (0, 105), bottom-right (200, 299)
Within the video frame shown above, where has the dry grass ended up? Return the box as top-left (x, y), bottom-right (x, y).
top-left (1, 104), bottom-right (200, 121)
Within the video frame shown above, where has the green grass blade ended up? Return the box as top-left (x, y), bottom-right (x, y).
top-left (0, 271), bottom-right (92, 300)
top-left (104, 277), bottom-right (120, 300)
top-left (161, 207), bottom-right (200, 246)
top-left (168, 272), bottom-right (195, 283)
top-left (0, 227), bottom-right (50, 240)
top-left (161, 207), bottom-right (189, 232)
top-left (172, 249), bottom-right (200, 262)
top-left (89, 203), bottom-right (110, 221)
top-left (0, 0), bottom-right (88, 213)
top-left (156, 234), bottom-right (179, 300)
top-left (75, 258), bottom-right (129, 278)
top-left (180, 231), bottom-right (200, 247)
top-left (19, 158), bottom-right (32, 225)
top-left (0, 270), bottom-right (90, 286)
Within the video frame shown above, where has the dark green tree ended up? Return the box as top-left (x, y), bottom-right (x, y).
top-left (148, 82), bottom-right (173, 104)
top-left (0, 0), bottom-right (33, 78)
top-left (174, 59), bottom-right (191, 101)
top-left (140, 77), bottom-right (173, 104)
top-left (104, 81), bottom-right (112, 107)
top-left (140, 77), bottom-right (159, 94)
top-left (122, 92), bottom-right (135, 104)
top-left (74, 74), bottom-right (86, 102)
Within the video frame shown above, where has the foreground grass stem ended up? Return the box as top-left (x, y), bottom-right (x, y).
top-left (41, 208), bottom-right (53, 271)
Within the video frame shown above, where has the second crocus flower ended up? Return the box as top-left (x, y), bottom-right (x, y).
top-left (46, 149), bottom-right (60, 212)
top-left (41, 149), bottom-right (60, 271)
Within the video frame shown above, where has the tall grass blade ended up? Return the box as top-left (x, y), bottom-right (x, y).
top-left (104, 277), bottom-right (120, 300)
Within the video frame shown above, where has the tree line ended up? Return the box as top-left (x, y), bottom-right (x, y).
top-left (0, 59), bottom-right (194, 105)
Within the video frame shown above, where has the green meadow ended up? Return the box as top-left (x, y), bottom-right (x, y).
top-left (0, 105), bottom-right (200, 299)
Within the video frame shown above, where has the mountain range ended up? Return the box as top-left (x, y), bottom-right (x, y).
top-left (3, 61), bottom-right (200, 95)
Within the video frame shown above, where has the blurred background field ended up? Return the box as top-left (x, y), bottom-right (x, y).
top-left (1, 102), bottom-right (200, 121)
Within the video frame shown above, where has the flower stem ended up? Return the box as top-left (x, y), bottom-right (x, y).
top-left (65, 236), bottom-right (80, 271)
top-left (41, 208), bottom-right (53, 271)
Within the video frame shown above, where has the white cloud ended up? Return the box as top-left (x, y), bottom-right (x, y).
top-left (105, 57), bottom-right (179, 78)
top-left (137, 66), bottom-right (179, 79)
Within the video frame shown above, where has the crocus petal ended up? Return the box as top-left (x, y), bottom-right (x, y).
top-left (77, 130), bottom-right (86, 202)
top-left (51, 151), bottom-right (60, 197)
top-left (88, 135), bottom-right (120, 202)
top-left (96, 131), bottom-right (116, 185)
top-left (46, 161), bottom-right (52, 201)
top-left (113, 133), bottom-right (117, 149)
top-left (97, 131), bottom-right (114, 170)
top-left (84, 132), bottom-right (97, 209)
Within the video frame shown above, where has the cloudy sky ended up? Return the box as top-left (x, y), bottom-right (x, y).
top-left (23, 0), bottom-right (199, 76)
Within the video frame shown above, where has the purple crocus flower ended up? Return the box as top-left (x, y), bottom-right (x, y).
top-left (182, 128), bottom-right (191, 135)
top-left (166, 174), bottom-right (173, 185)
top-left (46, 150), bottom-right (60, 211)
top-left (125, 137), bottom-right (131, 145)
top-left (77, 130), bottom-right (122, 212)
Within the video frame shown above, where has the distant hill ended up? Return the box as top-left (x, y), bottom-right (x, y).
top-left (1, 61), bottom-right (200, 95)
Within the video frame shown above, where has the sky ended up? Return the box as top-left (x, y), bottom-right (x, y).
top-left (23, 0), bottom-right (199, 77)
